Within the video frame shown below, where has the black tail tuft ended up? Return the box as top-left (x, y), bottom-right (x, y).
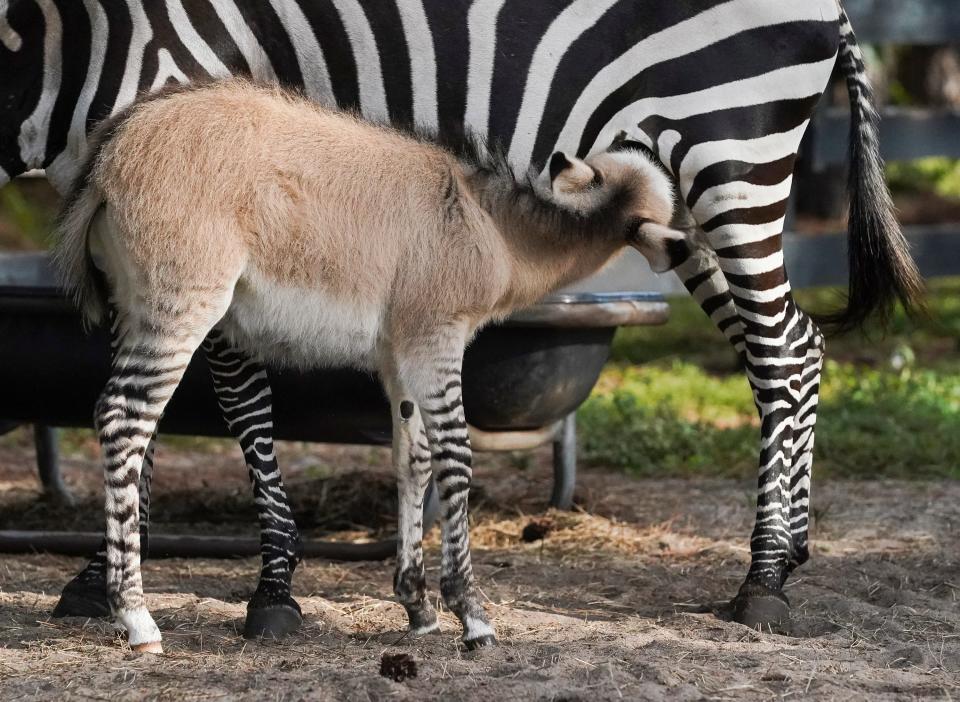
top-left (814, 10), bottom-right (925, 333)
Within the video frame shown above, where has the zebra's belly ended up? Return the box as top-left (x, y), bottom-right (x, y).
top-left (221, 272), bottom-right (384, 372)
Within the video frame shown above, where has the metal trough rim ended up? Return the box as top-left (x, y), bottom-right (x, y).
top-left (0, 252), bottom-right (669, 327)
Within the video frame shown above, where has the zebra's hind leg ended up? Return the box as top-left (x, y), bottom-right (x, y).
top-left (725, 295), bottom-right (825, 631)
top-left (393, 330), bottom-right (496, 650)
top-left (382, 360), bottom-right (439, 636)
top-left (698, 203), bottom-right (816, 630)
top-left (202, 330), bottom-right (303, 639)
top-left (785, 312), bottom-right (824, 575)
top-left (673, 217), bottom-right (813, 629)
top-left (52, 438), bottom-right (155, 619)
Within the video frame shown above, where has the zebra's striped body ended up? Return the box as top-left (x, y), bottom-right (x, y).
top-left (3, 0), bottom-right (921, 636)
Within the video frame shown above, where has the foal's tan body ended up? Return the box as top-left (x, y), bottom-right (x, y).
top-left (56, 80), bottom-right (682, 651)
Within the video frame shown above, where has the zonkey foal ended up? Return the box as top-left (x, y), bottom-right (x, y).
top-left (55, 80), bottom-right (689, 653)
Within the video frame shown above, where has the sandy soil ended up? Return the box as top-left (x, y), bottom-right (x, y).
top-left (0, 426), bottom-right (957, 700)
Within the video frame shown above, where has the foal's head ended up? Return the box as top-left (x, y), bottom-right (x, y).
top-left (549, 149), bottom-right (690, 273)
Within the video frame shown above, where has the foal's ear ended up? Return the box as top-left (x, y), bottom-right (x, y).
top-left (549, 151), bottom-right (598, 194)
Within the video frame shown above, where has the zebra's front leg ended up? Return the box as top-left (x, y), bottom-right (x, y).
top-left (53, 439), bottom-right (156, 619)
top-left (382, 366), bottom-right (439, 635)
top-left (395, 336), bottom-right (496, 649)
top-left (202, 331), bottom-right (303, 639)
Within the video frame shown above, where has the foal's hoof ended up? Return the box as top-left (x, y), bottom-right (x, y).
top-left (730, 584), bottom-right (790, 631)
top-left (410, 620), bottom-right (441, 637)
top-left (52, 578), bottom-right (111, 619)
top-left (243, 598), bottom-right (303, 640)
top-left (463, 634), bottom-right (498, 651)
top-left (131, 640), bottom-right (164, 654)
top-left (405, 604), bottom-right (440, 636)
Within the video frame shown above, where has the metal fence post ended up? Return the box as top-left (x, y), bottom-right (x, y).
top-left (549, 413), bottom-right (577, 509)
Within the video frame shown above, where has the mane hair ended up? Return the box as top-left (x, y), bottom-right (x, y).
top-left (464, 151), bottom-right (636, 246)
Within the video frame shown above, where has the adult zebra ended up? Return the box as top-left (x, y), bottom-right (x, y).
top-left (1, 0), bottom-right (922, 640)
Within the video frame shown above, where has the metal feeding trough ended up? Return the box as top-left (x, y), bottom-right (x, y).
top-left (0, 252), bottom-right (668, 559)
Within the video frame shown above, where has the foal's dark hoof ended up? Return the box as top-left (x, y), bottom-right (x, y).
top-left (243, 599), bottom-right (303, 640)
top-left (51, 578), bottom-right (111, 619)
top-left (405, 604), bottom-right (439, 636)
top-left (463, 634), bottom-right (498, 651)
top-left (730, 584), bottom-right (790, 631)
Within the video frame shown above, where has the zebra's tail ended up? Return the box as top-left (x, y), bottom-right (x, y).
top-left (52, 176), bottom-right (108, 327)
top-left (816, 8), bottom-right (925, 332)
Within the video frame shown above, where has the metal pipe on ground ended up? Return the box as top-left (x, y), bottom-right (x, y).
top-left (0, 531), bottom-right (397, 561)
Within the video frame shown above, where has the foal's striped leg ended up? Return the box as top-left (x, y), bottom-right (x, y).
top-left (97, 332), bottom-right (205, 651)
top-left (52, 439), bottom-right (154, 618)
top-left (382, 361), bottom-right (439, 635)
top-left (201, 330), bottom-right (303, 639)
top-left (53, 308), bottom-right (156, 619)
top-left (394, 333), bottom-right (495, 649)
top-left (97, 289), bottom-right (230, 651)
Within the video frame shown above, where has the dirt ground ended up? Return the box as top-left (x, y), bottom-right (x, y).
top-left (0, 427), bottom-right (957, 701)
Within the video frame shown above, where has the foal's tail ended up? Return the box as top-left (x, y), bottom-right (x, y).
top-left (816, 8), bottom-right (925, 332)
top-left (53, 175), bottom-right (108, 327)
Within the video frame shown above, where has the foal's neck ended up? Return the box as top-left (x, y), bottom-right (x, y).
top-left (464, 168), bottom-right (625, 310)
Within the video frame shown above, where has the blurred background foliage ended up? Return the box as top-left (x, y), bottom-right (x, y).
top-left (888, 157), bottom-right (960, 200)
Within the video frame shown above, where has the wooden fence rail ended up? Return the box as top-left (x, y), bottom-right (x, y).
top-left (787, 0), bottom-right (960, 287)
top-left (844, 0), bottom-right (960, 45)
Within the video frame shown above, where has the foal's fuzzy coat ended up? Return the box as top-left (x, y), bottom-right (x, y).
top-left (55, 79), bottom-right (687, 652)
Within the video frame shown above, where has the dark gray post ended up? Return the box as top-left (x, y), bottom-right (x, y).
top-left (550, 413), bottom-right (577, 509)
top-left (34, 425), bottom-right (74, 505)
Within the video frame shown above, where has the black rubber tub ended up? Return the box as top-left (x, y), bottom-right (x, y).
top-left (0, 253), bottom-right (669, 443)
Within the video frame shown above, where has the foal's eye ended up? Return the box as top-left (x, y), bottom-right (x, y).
top-left (590, 169), bottom-right (604, 188)
top-left (625, 216), bottom-right (650, 239)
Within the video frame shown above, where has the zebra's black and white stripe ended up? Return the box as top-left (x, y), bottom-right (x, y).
top-left (3, 0), bottom-right (922, 633)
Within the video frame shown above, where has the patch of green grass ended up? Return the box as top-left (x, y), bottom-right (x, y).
top-left (581, 279), bottom-right (960, 480)
top-left (579, 374), bottom-right (755, 478)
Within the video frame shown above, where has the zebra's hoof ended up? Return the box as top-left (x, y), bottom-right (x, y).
top-left (51, 578), bottom-right (111, 619)
top-left (243, 600), bottom-right (303, 640)
top-left (463, 634), bottom-right (497, 651)
top-left (730, 584), bottom-right (790, 631)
